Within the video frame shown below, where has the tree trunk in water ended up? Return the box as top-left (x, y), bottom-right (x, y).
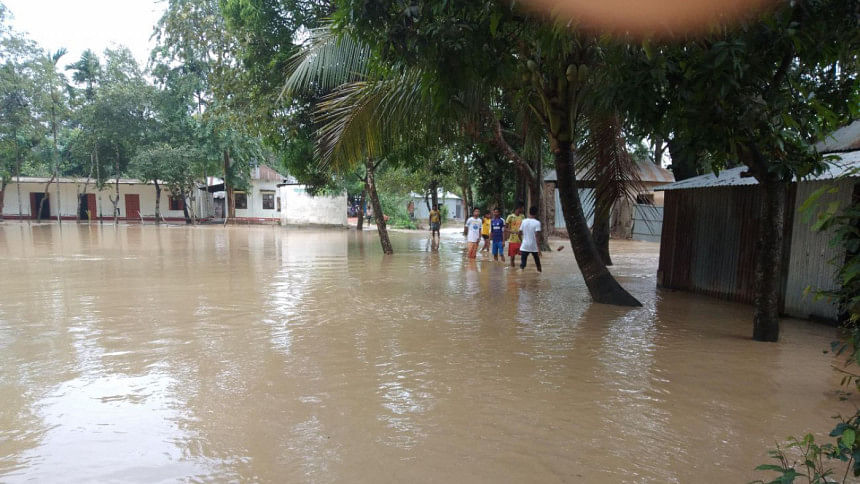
top-left (0, 179), bottom-right (6, 220)
top-left (357, 189), bottom-right (366, 231)
top-left (592, 207), bottom-right (613, 266)
top-left (365, 159), bottom-right (393, 255)
top-left (113, 154), bottom-right (120, 225)
top-left (527, 172), bottom-right (551, 251)
top-left (554, 142), bottom-right (641, 306)
top-left (154, 181), bottom-right (161, 224)
top-left (181, 191), bottom-right (192, 224)
top-left (16, 163), bottom-right (23, 221)
top-left (752, 180), bottom-right (786, 342)
top-left (224, 150), bottom-right (235, 221)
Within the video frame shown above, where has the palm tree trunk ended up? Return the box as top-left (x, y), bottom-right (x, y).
top-left (365, 158), bottom-right (392, 254)
top-left (554, 141), bottom-right (640, 306)
top-left (592, 206), bottom-right (613, 266)
top-left (752, 179), bottom-right (786, 342)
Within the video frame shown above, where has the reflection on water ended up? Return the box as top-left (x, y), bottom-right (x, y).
top-left (0, 223), bottom-right (853, 482)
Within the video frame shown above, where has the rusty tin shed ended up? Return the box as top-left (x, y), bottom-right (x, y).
top-left (656, 148), bottom-right (859, 322)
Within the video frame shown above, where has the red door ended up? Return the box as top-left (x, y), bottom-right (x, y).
top-left (125, 194), bottom-right (141, 221)
top-left (86, 194), bottom-right (97, 220)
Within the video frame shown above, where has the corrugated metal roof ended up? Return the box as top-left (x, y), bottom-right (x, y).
top-left (409, 190), bottom-right (461, 200)
top-left (636, 160), bottom-right (675, 183)
top-left (544, 159), bottom-right (674, 183)
top-left (815, 120), bottom-right (860, 153)
top-left (253, 164), bottom-right (288, 182)
top-left (543, 168), bottom-right (589, 182)
top-left (657, 150), bottom-right (860, 191)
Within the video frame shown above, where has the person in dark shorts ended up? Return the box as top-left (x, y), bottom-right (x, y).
top-left (428, 204), bottom-right (441, 238)
top-left (518, 206), bottom-right (542, 272)
top-left (490, 208), bottom-right (506, 262)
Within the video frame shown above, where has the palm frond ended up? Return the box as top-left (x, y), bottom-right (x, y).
top-left (314, 68), bottom-right (434, 172)
top-left (281, 27), bottom-right (372, 101)
top-left (577, 114), bottom-right (646, 218)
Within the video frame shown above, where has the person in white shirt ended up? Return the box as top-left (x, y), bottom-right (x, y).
top-left (464, 208), bottom-right (483, 259)
top-left (518, 206), bottom-right (542, 272)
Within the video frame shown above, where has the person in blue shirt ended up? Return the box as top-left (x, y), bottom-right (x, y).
top-left (490, 207), bottom-right (506, 262)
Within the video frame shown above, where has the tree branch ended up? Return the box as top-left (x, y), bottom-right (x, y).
top-left (482, 105), bottom-right (536, 182)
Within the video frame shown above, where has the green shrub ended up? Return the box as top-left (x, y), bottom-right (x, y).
top-left (379, 192), bottom-right (417, 229)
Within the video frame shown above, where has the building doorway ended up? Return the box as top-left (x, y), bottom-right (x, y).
top-left (79, 193), bottom-right (97, 220)
top-left (124, 194), bottom-right (140, 221)
top-left (30, 192), bottom-right (50, 220)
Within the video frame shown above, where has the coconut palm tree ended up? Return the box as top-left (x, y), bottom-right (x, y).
top-left (283, 27), bottom-right (643, 306)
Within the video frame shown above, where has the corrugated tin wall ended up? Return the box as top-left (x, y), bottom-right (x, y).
top-left (657, 185), bottom-right (795, 306)
top-left (783, 179), bottom-right (854, 320)
top-left (632, 205), bottom-right (663, 242)
top-left (553, 188), bottom-right (594, 229)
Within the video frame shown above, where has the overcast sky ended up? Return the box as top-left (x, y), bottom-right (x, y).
top-left (3, 0), bottom-right (165, 68)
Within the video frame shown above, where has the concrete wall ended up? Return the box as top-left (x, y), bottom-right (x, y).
top-left (411, 195), bottom-right (464, 220)
top-left (784, 179), bottom-right (855, 321)
top-left (1, 179), bottom-right (214, 221)
top-left (279, 185), bottom-right (347, 226)
top-left (234, 179), bottom-right (281, 221)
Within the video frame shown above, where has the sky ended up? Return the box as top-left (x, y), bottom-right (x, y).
top-left (3, 0), bottom-right (165, 67)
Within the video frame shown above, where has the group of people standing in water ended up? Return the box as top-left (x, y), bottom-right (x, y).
top-left (427, 203), bottom-right (542, 272)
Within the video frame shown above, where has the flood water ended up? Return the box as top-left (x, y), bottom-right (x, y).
top-left (0, 223), bottom-right (855, 483)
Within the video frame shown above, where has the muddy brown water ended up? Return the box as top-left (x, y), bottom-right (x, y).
top-left (0, 223), bottom-right (856, 483)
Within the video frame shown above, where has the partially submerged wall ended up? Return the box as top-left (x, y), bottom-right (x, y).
top-left (1, 179), bottom-right (214, 221)
top-left (279, 185), bottom-right (347, 227)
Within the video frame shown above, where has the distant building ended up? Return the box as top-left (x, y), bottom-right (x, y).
top-left (409, 190), bottom-right (465, 221)
top-left (543, 159), bottom-right (674, 239)
top-left (0, 177), bottom-right (214, 221)
top-left (209, 165), bottom-right (347, 226)
top-left (655, 122), bottom-right (860, 322)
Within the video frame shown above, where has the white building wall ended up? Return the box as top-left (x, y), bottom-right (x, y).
top-left (279, 185), bottom-right (347, 226)
top-left (234, 179), bottom-right (281, 220)
top-left (411, 195), bottom-right (464, 220)
top-left (1, 179), bottom-right (214, 220)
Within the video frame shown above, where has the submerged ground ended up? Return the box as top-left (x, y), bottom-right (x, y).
top-left (0, 223), bottom-right (854, 482)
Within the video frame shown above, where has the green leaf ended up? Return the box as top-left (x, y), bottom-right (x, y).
top-left (844, 428), bottom-right (857, 447)
top-left (489, 13), bottom-right (501, 37)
